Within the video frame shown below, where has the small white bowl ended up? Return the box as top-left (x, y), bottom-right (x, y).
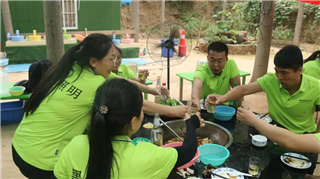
top-left (251, 135), bottom-right (267, 147)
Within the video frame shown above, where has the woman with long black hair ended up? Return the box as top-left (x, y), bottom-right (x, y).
top-left (54, 79), bottom-right (205, 179)
top-left (303, 50), bottom-right (320, 80)
top-left (12, 34), bottom-right (118, 178)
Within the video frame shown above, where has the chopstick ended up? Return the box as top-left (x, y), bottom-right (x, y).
top-left (158, 118), bottom-right (184, 142)
top-left (282, 154), bottom-right (320, 164)
top-left (211, 173), bottom-right (229, 179)
top-left (173, 97), bottom-right (185, 106)
top-left (259, 112), bottom-right (269, 119)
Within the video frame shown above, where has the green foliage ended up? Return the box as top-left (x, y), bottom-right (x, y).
top-left (274, 0), bottom-right (299, 26)
top-left (158, 98), bottom-right (180, 106)
top-left (230, 0), bottom-right (320, 34)
top-left (272, 27), bottom-right (294, 41)
top-left (230, 1), bottom-right (261, 33)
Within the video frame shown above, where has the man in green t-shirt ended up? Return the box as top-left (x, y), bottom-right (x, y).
top-left (208, 45), bottom-right (320, 134)
top-left (107, 46), bottom-right (149, 84)
top-left (191, 42), bottom-right (241, 109)
top-left (303, 50), bottom-right (320, 80)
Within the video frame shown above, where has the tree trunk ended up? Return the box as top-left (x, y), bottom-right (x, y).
top-left (43, 1), bottom-right (64, 63)
top-left (222, 0), bottom-right (227, 21)
top-left (250, 1), bottom-right (275, 82)
top-left (131, 0), bottom-right (139, 43)
top-left (1, 0), bottom-right (13, 35)
top-left (160, 0), bottom-right (165, 39)
top-left (293, 2), bottom-right (305, 46)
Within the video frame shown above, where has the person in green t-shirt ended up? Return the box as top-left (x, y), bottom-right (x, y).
top-left (207, 45), bottom-right (320, 134)
top-left (54, 79), bottom-right (205, 179)
top-left (237, 108), bottom-right (320, 153)
top-left (190, 42), bottom-right (242, 109)
top-left (107, 46), bottom-right (149, 84)
top-left (12, 34), bottom-right (118, 179)
top-left (303, 50), bottom-right (320, 80)
top-left (107, 47), bottom-right (188, 118)
top-left (11, 34), bottom-right (188, 179)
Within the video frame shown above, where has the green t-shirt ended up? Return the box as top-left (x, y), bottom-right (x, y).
top-left (106, 64), bottom-right (136, 80)
top-left (12, 64), bottom-right (105, 170)
top-left (257, 73), bottom-right (320, 134)
top-left (315, 133), bottom-right (320, 141)
top-left (303, 58), bottom-right (320, 80)
top-left (54, 135), bottom-right (178, 179)
top-left (193, 59), bottom-right (240, 99)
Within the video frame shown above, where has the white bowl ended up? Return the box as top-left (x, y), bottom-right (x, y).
top-left (251, 135), bottom-right (267, 147)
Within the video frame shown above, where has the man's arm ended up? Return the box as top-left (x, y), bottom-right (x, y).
top-left (131, 77), bottom-right (146, 84)
top-left (237, 108), bottom-right (320, 153)
top-left (190, 78), bottom-right (203, 109)
top-left (208, 81), bottom-right (263, 104)
top-left (229, 74), bottom-right (242, 107)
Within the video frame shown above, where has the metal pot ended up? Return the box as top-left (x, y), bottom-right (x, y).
top-left (162, 119), bottom-right (233, 148)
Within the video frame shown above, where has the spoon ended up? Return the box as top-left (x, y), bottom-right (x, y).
top-left (250, 134), bottom-right (253, 137)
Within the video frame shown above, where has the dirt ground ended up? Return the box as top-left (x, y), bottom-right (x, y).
top-left (1, 41), bottom-right (320, 178)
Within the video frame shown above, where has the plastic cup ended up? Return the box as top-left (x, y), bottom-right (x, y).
top-left (207, 100), bottom-right (216, 113)
top-left (188, 106), bottom-right (198, 116)
top-left (138, 72), bottom-right (145, 80)
top-left (248, 156), bottom-right (260, 176)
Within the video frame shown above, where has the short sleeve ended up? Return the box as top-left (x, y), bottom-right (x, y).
top-left (152, 146), bottom-right (178, 178)
top-left (315, 133), bottom-right (320, 141)
top-left (228, 59), bottom-right (240, 78)
top-left (135, 142), bottom-right (178, 178)
top-left (316, 83), bottom-right (320, 106)
top-left (193, 65), bottom-right (206, 82)
top-left (124, 65), bottom-right (136, 79)
top-left (256, 73), bottom-right (273, 92)
top-left (54, 144), bottom-right (69, 179)
top-left (106, 72), bottom-right (117, 80)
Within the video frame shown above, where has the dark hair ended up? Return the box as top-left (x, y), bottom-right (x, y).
top-left (207, 41), bottom-right (228, 57)
top-left (86, 79), bottom-right (143, 179)
top-left (274, 45), bottom-right (303, 72)
top-left (115, 46), bottom-right (122, 55)
top-left (304, 50), bottom-right (320, 63)
top-left (24, 34), bottom-right (113, 116)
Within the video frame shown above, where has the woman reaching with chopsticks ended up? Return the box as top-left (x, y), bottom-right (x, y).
top-left (54, 79), bottom-right (205, 179)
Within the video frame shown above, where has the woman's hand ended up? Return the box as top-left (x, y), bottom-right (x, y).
top-left (185, 112), bottom-right (205, 128)
top-left (187, 100), bottom-right (201, 111)
top-left (164, 106), bottom-right (188, 118)
top-left (236, 107), bottom-right (259, 127)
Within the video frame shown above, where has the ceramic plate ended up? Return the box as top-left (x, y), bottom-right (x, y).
top-left (211, 167), bottom-right (244, 179)
top-left (200, 99), bottom-right (207, 110)
top-left (280, 153), bottom-right (312, 169)
top-left (255, 114), bottom-right (272, 123)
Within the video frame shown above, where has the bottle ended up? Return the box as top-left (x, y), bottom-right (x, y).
top-left (7, 33), bottom-right (11, 41)
top-left (154, 76), bottom-right (161, 103)
top-left (151, 113), bottom-right (163, 146)
top-left (160, 82), bottom-right (167, 101)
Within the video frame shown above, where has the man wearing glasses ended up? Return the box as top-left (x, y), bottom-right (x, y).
top-left (107, 46), bottom-right (149, 84)
top-left (190, 42), bottom-right (241, 109)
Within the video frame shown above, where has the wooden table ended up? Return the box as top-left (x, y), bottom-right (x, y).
top-left (176, 71), bottom-right (251, 100)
